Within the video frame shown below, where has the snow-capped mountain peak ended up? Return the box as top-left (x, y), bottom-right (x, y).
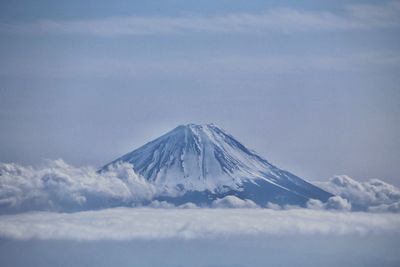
top-left (103, 123), bottom-right (332, 206)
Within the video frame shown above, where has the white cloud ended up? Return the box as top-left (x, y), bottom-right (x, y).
top-left (306, 199), bottom-right (325, 210)
top-left (368, 202), bottom-right (400, 213)
top-left (266, 202), bottom-right (282, 210)
top-left (315, 175), bottom-right (400, 212)
top-left (178, 202), bottom-right (199, 209)
top-left (305, 196), bottom-right (352, 211)
top-left (0, 208), bottom-right (398, 241)
top-left (268, 196), bottom-right (351, 211)
top-left (0, 160), bottom-right (156, 213)
top-left (325, 196), bottom-right (352, 211)
top-left (148, 200), bottom-right (175, 209)
top-left (212, 196), bottom-right (259, 208)
top-left (2, 161), bottom-right (399, 213)
top-left (1, 2), bottom-right (399, 36)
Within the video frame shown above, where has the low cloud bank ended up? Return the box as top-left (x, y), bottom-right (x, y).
top-left (0, 208), bottom-right (399, 241)
top-left (315, 175), bottom-right (400, 212)
top-left (306, 196), bottom-right (352, 211)
top-left (1, 161), bottom-right (399, 213)
top-left (212, 196), bottom-right (258, 208)
top-left (0, 160), bottom-right (156, 213)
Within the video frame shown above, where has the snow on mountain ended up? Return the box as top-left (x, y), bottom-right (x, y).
top-left (102, 123), bottom-right (332, 206)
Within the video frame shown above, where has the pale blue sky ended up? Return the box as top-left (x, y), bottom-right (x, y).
top-left (0, 0), bottom-right (399, 184)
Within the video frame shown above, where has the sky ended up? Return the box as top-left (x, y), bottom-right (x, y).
top-left (0, 0), bottom-right (399, 185)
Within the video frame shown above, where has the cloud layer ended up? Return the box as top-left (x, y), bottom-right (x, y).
top-left (0, 160), bottom-right (156, 213)
top-left (315, 175), bottom-right (400, 212)
top-left (0, 208), bottom-right (399, 241)
top-left (1, 160), bottom-right (400, 213)
top-left (211, 196), bottom-right (258, 208)
top-left (1, 2), bottom-right (400, 36)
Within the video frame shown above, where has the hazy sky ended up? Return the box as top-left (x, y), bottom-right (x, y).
top-left (0, 0), bottom-right (399, 185)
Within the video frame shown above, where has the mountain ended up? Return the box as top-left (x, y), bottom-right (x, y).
top-left (102, 123), bottom-right (332, 206)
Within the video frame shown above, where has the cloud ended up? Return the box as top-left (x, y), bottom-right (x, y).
top-left (0, 208), bottom-right (399, 241)
top-left (266, 202), bottom-right (282, 210)
top-left (148, 200), bottom-right (176, 209)
top-left (1, 2), bottom-right (399, 36)
top-left (2, 161), bottom-right (399, 214)
top-left (325, 196), bottom-right (352, 211)
top-left (211, 196), bottom-right (258, 208)
top-left (267, 196), bottom-right (352, 211)
top-left (369, 202), bottom-right (400, 213)
top-left (315, 175), bottom-right (400, 212)
top-left (0, 160), bottom-right (156, 213)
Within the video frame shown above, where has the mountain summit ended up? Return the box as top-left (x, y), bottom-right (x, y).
top-left (103, 123), bottom-right (332, 206)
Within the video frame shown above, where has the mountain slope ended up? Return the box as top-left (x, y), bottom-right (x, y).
top-left (102, 123), bottom-right (332, 206)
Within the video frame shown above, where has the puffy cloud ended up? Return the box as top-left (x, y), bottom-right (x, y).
top-left (148, 200), bottom-right (175, 209)
top-left (1, 161), bottom-right (398, 213)
top-left (178, 202), bottom-right (199, 209)
top-left (306, 199), bottom-right (324, 210)
top-left (306, 196), bottom-right (352, 211)
top-left (266, 202), bottom-right (282, 210)
top-left (315, 175), bottom-right (400, 212)
top-left (267, 196), bottom-right (351, 212)
top-left (212, 196), bottom-right (258, 208)
top-left (368, 202), bottom-right (400, 213)
top-left (325, 196), bottom-right (352, 211)
top-left (0, 208), bottom-right (399, 241)
top-left (148, 201), bottom-right (200, 209)
top-left (0, 160), bottom-right (156, 213)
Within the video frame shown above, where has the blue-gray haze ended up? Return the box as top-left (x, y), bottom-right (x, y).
top-left (0, 0), bottom-right (399, 185)
top-left (1, 236), bottom-right (399, 267)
